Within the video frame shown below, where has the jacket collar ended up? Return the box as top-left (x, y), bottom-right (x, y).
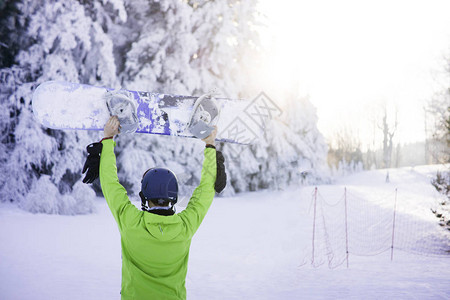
top-left (146, 206), bottom-right (175, 216)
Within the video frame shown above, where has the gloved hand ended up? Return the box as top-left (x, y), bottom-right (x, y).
top-left (82, 142), bottom-right (103, 184)
top-left (215, 150), bottom-right (227, 193)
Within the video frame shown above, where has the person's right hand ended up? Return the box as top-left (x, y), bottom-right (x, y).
top-left (202, 126), bottom-right (217, 146)
top-left (104, 116), bottom-right (121, 138)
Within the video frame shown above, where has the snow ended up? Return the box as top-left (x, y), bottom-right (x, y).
top-left (1, 2), bottom-right (448, 298)
top-left (1, 165), bottom-right (449, 299)
top-left (2, 0), bottom-right (323, 203)
top-left (32, 81), bottom-right (110, 130)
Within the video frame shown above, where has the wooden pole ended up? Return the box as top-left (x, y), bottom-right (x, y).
top-left (344, 187), bottom-right (349, 268)
top-left (391, 188), bottom-right (398, 261)
top-left (312, 187), bottom-right (318, 265)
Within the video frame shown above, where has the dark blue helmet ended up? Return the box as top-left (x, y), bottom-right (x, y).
top-left (141, 168), bottom-right (178, 205)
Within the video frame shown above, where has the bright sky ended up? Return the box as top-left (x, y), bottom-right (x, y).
top-left (257, 0), bottom-right (450, 148)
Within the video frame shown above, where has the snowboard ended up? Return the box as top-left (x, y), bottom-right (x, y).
top-left (32, 81), bottom-right (256, 144)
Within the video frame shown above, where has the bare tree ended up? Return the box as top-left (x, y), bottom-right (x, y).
top-left (328, 126), bottom-right (364, 174)
top-left (377, 105), bottom-right (398, 182)
top-left (425, 90), bottom-right (450, 164)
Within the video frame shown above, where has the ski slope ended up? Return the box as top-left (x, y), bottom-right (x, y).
top-left (0, 165), bottom-right (449, 299)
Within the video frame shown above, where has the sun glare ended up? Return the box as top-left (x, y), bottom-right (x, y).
top-left (257, 0), bottom-right (450, 147)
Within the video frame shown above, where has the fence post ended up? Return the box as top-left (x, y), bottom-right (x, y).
top-left (312, 187), bottom-right (318, 265)
top-left (344, 187), bottom-right (349, 268)
top-left (391, 188), bottom-right (398, 261)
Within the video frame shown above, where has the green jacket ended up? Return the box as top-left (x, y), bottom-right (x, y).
top-left (99, 139), bottom-right (216, 300)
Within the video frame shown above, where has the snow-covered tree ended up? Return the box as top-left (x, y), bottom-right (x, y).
top-left (114, 0), bottom-right (329, 196)
top-left (327, 126), bottom-right (364, 176)
top-left (1, 0), bottom-right (329, 213)
top-left (427, 51), bottom-right (450, 229)
top-left (223, 93), bottom-right (329, 193)
top-left (425, 91), bottom-right (449, 164)
top-left (0, 0), bottom-right (121, 213)
top-left (114, 0), bottom-right (264, 196)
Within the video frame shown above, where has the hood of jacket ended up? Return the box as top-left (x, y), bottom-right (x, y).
top-left (143, 212), bottom-right (182, 241)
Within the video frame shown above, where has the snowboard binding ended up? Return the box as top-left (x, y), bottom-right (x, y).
top-left (187, 92), bottom-right (220, 139)
top-left (104, 90), bottom-right (139, 134)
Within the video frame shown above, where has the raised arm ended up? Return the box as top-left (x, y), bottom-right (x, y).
top-left (179, 127), bottom-right (217, 237)
top-left (99, 116), bottom-right (138, 228)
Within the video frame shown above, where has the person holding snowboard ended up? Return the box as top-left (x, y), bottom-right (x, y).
top-left (82, 115), bottom-right (226, 300)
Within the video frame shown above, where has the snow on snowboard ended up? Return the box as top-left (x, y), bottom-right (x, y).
top-left (32, 81), bottom-right (255, 144)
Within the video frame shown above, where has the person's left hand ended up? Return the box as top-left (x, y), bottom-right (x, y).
top-left (82, 142), bottom-right (102, 184)
top-left (104, 116), bottom-right (121, 138)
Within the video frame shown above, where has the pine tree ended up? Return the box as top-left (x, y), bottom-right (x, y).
top-left (115, 0), bottom-right (264, 197)
top-left (1, 0), bottom-right (329, 212)
top-left (223, 93), bottom-right (329, 193)
top-left (0, 0), bottom-right (121, 213)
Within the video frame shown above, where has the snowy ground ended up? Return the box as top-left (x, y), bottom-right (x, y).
top-left (1, 165), bottom-right (449, 299)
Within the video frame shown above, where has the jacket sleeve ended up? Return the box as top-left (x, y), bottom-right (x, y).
top-left (179, 147), bottom-right (217, 237)
top-left (99, 139), bottom-right (140, 230)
